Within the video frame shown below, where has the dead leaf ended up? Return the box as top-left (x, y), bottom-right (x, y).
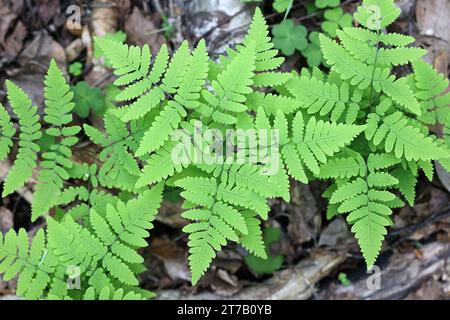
top-left (65, 38), bottom-right (84, 62)
top-left (124, 7), bottom-right (165, 52)
top-left (0, 0), bottom-right (24, 45)
top-left (318, 217), bottom-right (354, 247)
top-left (416, 0), bottom-right (450, 43)
top-left (210, 269), bottom-right (242, 296)
top-left (0, 207), bottom-right (13, 234)
top-left (149, 237), bottom-right (191, 283)
top-left (91, 0), bottom-right (119, 36)
top-left (3, 21), bottom-right (27, 61)
top-left (37, 0), bottom-right (60, 24)
top-left (19, 31), bottom-right (66, 67)
top-left (287, 183), bottom-right (321, 245)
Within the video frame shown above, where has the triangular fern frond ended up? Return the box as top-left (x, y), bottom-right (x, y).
top-left (319, 34), bottom-right (420, 115)
top-left (329, 159), bottom-right (399, 267)
top-left (135, 40), bottom-right (209, 156)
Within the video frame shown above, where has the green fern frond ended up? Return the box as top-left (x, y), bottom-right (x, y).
top-left (246, 91), bottom-right (300, 115)
top-left (84, 112), bottom-right (140, 191)
top-left (412, 60), bottom-right (450, 125)
top-left (366, 111), bottom-right (448, 161)
top-left (0, 104), bottom-right (16, 161)
top-left (204, 42), bottom-right (256, 124)
top-left (342, 27), bottom-right (415, 47)
top-left (242, 7), bottom-right (284, 72)
top-left (258, 109), bottom-right (366, 183)
top-left (2, 81), bottom-right (41, 197)
top-left (32, 60), bottom-right (81, 220)
top-left (135, 40), bottom-right (209, 156)
top-left (337, 29), bottom-right (426, 66)
top-left (319, 34), bottom-right (420, 115)
top-left (286, 74), bottom-right (362, 123)
top-left (136, 141), bottom-right (188, 188)
top-left (329, 163), bottom-right (398, 267)
top-left (0, 184), bottom-right (163, 300)
top-left (175, 172), bottom-right (270, 284)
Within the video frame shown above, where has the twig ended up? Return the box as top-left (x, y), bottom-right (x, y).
top-left (387, 206), bottom-right (450, 240)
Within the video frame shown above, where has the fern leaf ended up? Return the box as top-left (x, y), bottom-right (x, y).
top-left (288, 112), bottom-right (365, 181)
top-left (367, 111), bottom-right (448, 161)
top-left (286, 74), bottom-right (361, 122)
top-left (354, 0), bottom-right (400, 31)
top-left (32, 60), bottom-right (80, 220)
top-left (337, 29), bottom-right (426, 66)
top-left (246, 91), bottom-right (300, 115)
top-left (2, 81), bottom-right (41, 197)
top-left (413, 60), bottom-right (450, 125)
top-left (342, 27), bottom-right (415, 46)
top-left (136, 141), bottom-right (188, 187)
top-left (240, 211), bottom-right (267, 259)
top-left (135, 41), bottom-right (209, 156)
top-left (205, 42), bottom-right (255, 122)
top-left (319, 35), bottom-right (420, 115)
top-left (0, 104), bottom-right (16, 161)
top-left (243, 7), bottom-right (283, 72)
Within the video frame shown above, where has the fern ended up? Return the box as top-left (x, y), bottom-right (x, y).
top-left (0, 184), bottom-right (163, 300)
top-left (291, 0), bottom-right (449, 267)
top-left (0, 1), bottom-right (449, 298)
top-left (32, 60), bottom-right (81, 219)
top-left (2, 80), bottom-right (41, 197)
top-left (175, 171), bottom-right (273, 284)
top-left (256, 108), bottom-right (365, 183)
top-left (412, 60), bottom-right (450, 125)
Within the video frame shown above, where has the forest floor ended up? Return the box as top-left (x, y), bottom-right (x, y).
top-left (0, 0), bottom-right (449, 300)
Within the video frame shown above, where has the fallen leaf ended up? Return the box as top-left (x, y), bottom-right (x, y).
top-left (318, 217), bottom-right (354, 247)
top-left (37, 0), bottom-right (60, 24)
top-left (124, 7), bottom-right (165, 52)
top-left (416, 0), bottom-right (450, 43)
top-left (0, 207), bottom-right (13, 234)
top-left (0, 0), bottom-right (24, 45)
top-left (3, 21), bottom-right (27, 61)
top-left (19, 31), bottom-right (66, 67)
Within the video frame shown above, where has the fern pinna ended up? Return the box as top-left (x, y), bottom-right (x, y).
top-left (0, 1), bottom-right (449, 299)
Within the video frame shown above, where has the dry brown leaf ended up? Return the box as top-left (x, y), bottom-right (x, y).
top-left (18, 31), bottom-right (66, 67)
top-left (416, 0), bottom-right (450, 43)
top-left (0, 207), bottom-right (13, 234)
top-left (0, 0), bottom-right (24, 45)
top-left (37, 0), bottom-right (60, 24)
top-left (124, 7), bottom-right (165, 52)
top-left (287, 184), bottom-right (321, 245)
top-left (3, 21), bottom-right (27, 61)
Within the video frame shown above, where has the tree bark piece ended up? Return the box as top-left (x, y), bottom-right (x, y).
top-left (158, 249), bottom-right (346, 300)
top-left (318, 242), bottom-right (450, 300)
